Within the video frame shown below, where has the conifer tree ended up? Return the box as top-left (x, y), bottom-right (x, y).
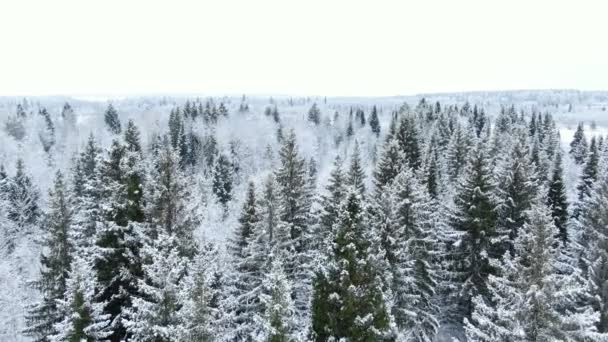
top-left (52, 256), bottom-right (111, 342)
top-left (104, 103), bottom-right (122, 134)
top-left (548, 150), bottom-right (569, 245)
top-left (347, 141), bottom-right (366, 197)
top-left (465, 194), bottom-right (602, 341)
top-left (310, 190), bottom-right (391, 341)
top-left (494, 132), bottom-right (537, 256)
top-left (372, 138), bottom-right (402, 192)
top-left (213, 154), bottom-right (234, 207)
top-left (315, 155), bottom-right (346, 251)
top-left (445, 123), bottom-right (473, 182)
top-left (569, 123), bottom-right (588, 165)
top-left (445, 141), bottom-right (498, 322)
top-left (369, 105), bottom-right (380, 137)
top-left (256, 258), bottom-right (297, 342)
top-left (307, 103), bottom-right (321, 125)
top-left (5, 159), bottom-right (40, 250)
top-left (395, 114), bottom-right (422, 169)
top-left (274, 130), bottom-right (312, 323)
top-left (576, 135), bottom-right (599, 203)
top-left (25, 171), bottom-right (73, 341)
top-left (125, 234), bottom-right (188, 342)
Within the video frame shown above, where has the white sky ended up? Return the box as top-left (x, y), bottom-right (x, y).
top-left (0, 0), bottom-right (607, 97)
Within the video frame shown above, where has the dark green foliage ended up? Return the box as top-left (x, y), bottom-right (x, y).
top-left (372, 139), bottom-right (402, 192)
top-left (395, 114), bottom-right (421, 170)
top-left (308, 103), bottom-right (321, 125)
top-left (212, 154), bottom-right (233, 206)
top-left (104, 104), bottom-right (122, 134)
top-left (547, 150), bottom-right (569, 244)
top-left (369, 106), bottom-right (380, 136)
top-left (569, 123), bottom-right (588, 165)
top-left (310, 191), bottom-right (390, 341)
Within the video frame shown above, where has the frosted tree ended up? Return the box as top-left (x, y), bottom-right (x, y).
top-left (310, 190), bottom-right (391, 341)
top-left (213, 153), bottom-right (234, 207)
top-left (104, 103), bottom-right (122, 134)
top-left (466, 194), bottom-right (603, 341)
top-left (373, 138), bottom-right (403, 192)
top-left (145, 137), bottom-right (199, 258)
top-left (576, 135), bottom-right (599, 203)
top-left (548, 149), bottom-right (569, 245)
top-left (51, 256), bottom-right (111, 342)
top-left (347, 141), bottom-right (366, 197)
top-left (389, 167), bottom-right (439, 341)
top-left (24, 171), bottom-right (73, 342)
top-left (493, 130), bottom-right (537, 256)
top-left (180, 242), bottom-right (222, 342)
top-left (274, 129), bottom-right (312, 322)
top-left (445, 123), bottom-right (473, 182)
top-left (395, 114), bottom-right (422, 170)
top-left (314, 155), bottom-right (346, 252)
top-left (569, 123), bottom-right (587, 165)
top-left (125, 234), bottom-right (188, 342)
top-left (444, 140), bottom-right (498, 323)
top-left (5, 158), bottom-right (40, 250)
top-left (307, 103), bottom-right (321, 125)
top-left (369, 105), bottom-right (381, 137)
top-left (255, 257), bottom-right (297, 342)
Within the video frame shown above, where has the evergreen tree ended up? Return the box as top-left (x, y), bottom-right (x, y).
top-left (347, 142), bottom-right (366, 197)
top-left (38, 107), bottom-right (55, 152)
top-left (395, 114), bottom-right (422, 170)
top-left (256, 258), bottom-right (297, 342)
top-left (145, 138), bottom-right (199, 257)
top-left (465, 194), bottom-right (602, 341)
top-left (315, 155), bottom-right (346, 251)
top-left (5, 159), bottom-right (40, 246)
top-left (213, 154), bottom-right (234, 207)
top-left (369, 105), bottom-right (380, 137)
top-left (548, 150), bottom-right (569, 245)
top-left (274, 130), bottom-right (312, 323)
top-left (569, 123), bottom-right (588, 165)
top-left (310, 190), bottom-right (391, 341)
top-left (494, 132), bottom-right (537, 256)
top-left (104, 103), bottom-right (122, 134)
top-left (576, 135), bottom-right (599, 203)
top-left (51, 257), bottom-right (111, 342)
top-left (125, 234), bottom-right (188, 342)
top-left (307, 103), bottom-right (321, 125)
top-left (445, 123), bottom-right (473, 182)
top-left (372, 138), bottom-right (402, 192)
top-left (445, 141), bottom-right (498, 322)
top-left (25, 172), bottom-right (73, 342)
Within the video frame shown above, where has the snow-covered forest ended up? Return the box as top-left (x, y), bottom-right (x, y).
top-left (2, 90), bottom-right (608, 341)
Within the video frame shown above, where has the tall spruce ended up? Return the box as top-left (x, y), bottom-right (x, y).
top-left (548, 149), bottom-right (569, 245)
top-left (569, 123), bottom-right (588, 165)
top-left (104, 104), bottom-right (122, 134)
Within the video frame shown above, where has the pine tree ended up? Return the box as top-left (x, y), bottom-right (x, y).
top-left (372, 138), bottom-right (402, 192)
top-left (125, 234), bottom-right (188, 342)
top-left (51, 256), bottom-right (111, 342)
top-left (308, 103), bottom-right (321, 125)
top-left (274, 130), bottom-right (312, 323)
top-left (25, 171), bottom-right (73, 342)
top-left (93, 140), bottom-right (145, 342)
top-left (310, 190), bottom-right (391, 341)
top-left (369, 105), bottom-right (380, 137)
top-left (5, 159), bottom-right (40, 249)
top-left (576, 135), bottom-right (599, 203)
top-left (548, 150), bottom-right (569, 245)
top-left (256, 258), bottom-right (297, 342)
top-left (494, 132), bottom-right (537, 256)
top-left (569, 123), bottom-right (588, 165)
top-left (213, 154), bottom-right (234, 207)
top-left (145, 138), bottom-right (199, 257)
top-left (445, 141), bottom-right (498, 322)
top-left (347, 141), bottom-right (366, 197)
top-left (395, 114), bottom-right (422, 169)
top-left (104, 103), bottom-right (122, 134)
top-left (466, 194), bottom-right (602, 341)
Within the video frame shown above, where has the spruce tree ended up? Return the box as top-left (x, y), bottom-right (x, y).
top-left (310, 190), bottom-right (391, 341)
top-left (576, 135), bottom-right (599, 203)
top-left (347, 141), bottom-right (366, 197)
top-left (394, 114), bottom-right (422, 169)
top-left (52, 257), bottom-right (111, 342)
top-left (372, 138), bottom-right (402, 192)
top-left (466, 194), bottom-right (602, 341)
top-left (25, 171), bottom-right (73, 342)
top-left (548, 149), bottom-right (569, 245)
top-left (315, 155), bottom-right (346, 251)
top-left (445, 141), bottom-right (498, 322)
top-left (256, 258), bottom-right (297, 342)
top-left (212, 154), bottom-right (234, 207)
top-left (104, 103), bottom-right (122, 134)
top-left (307, 103), bottom-right (321, 125)
top-left (569, 123), bottom-right (588, 165)
top-left (369, 105), bottom-right (380, 137)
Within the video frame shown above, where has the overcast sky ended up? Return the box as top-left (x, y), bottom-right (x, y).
top-left (0, 0), bottom-right (606, 97)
